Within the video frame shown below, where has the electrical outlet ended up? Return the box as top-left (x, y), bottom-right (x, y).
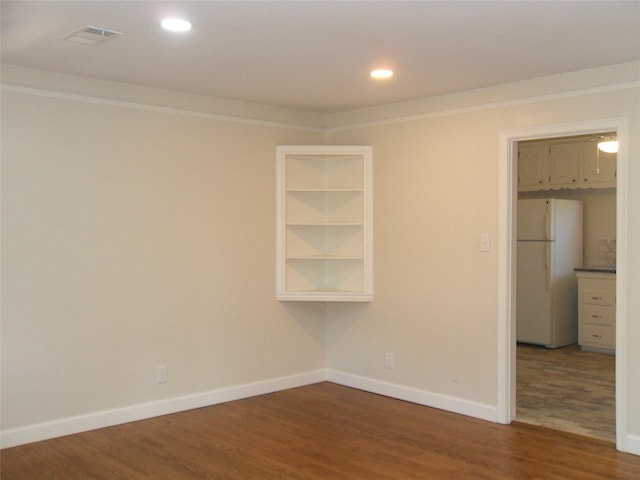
top-left (157, 365), bottom-right (167, 384)
top-left (385, 353), bottom-right (394, 369)
top-left (450, 366), bottom-right (461, 383)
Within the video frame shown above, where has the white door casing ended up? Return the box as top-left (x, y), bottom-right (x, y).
top-left (497, 118), bottom-right (629, 452)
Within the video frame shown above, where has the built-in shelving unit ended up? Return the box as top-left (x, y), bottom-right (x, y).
top-left (276, 146), bottom-right (372, 301)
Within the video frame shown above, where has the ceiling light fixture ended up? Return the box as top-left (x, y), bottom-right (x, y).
top-left (161, 18), bottom-right (192, 32)
top-left (370, 69), bottom-right (393, 79)
top-left (595, 135), bottom-right (618, 175)
top-left (597, 139), bottom-right (618, 153)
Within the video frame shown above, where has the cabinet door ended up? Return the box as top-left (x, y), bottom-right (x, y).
top-left (581, 140), bottom-right (617, 188)
top-left (518, 142), bottom-right (548, 191)
top-left (548, 142), bottom-right (580, 187)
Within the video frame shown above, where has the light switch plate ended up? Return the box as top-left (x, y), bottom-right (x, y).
top-left (480, 234), bottom-right (491, 252)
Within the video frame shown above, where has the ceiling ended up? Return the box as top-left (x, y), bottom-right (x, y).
top-left (2, 1), bottom-right (640, 114)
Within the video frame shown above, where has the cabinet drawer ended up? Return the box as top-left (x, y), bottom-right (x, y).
top-left (581, 304), bottom-right (615, 326)
top-left (581, 324), bottom-right (614, 348)
top-left (582, 288), bottom-right (615, 306)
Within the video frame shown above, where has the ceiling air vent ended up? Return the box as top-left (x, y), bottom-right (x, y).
top-left (63, 26), bottom-right (123, 46)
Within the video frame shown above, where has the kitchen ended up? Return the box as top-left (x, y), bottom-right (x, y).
top-left (515, 133), bottom-right (617, 441)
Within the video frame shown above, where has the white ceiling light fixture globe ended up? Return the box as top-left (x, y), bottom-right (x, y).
top-left (161, 18), bottom-right (192, 32)
top-left (597, 140), bottom-right (619, 154)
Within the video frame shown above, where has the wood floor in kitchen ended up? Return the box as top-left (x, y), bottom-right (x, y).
top-left (516, 343), bottom-right (615, 442)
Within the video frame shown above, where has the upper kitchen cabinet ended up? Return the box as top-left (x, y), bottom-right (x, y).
top-left (581, 140), bottom-right (617, 188)
top-left (549, 141), bottom-right (581, 187)
top-left (276, 145), bottom-right (373, 302)
top-left (518, 136), bottom-right (616, 192)
top-left (518, 141), bottom-right (549, 190)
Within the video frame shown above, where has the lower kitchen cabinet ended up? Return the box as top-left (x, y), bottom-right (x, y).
top-left (576, 270), bottom-right (616, 354)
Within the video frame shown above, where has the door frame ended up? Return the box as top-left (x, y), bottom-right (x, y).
top-left (496, 117), bottom-right (629, 451)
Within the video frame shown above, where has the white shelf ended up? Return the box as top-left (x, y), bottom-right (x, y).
top-left (286, 222), bottom-right (363, 226)
top-left (277, 292), bottom-right (372, 302)
top-left (286, 256), bottom-right (364, 260)
top-left (277, 145), bottom-right (373, 302)
top-left (286, 188), bottom-right (364, 192)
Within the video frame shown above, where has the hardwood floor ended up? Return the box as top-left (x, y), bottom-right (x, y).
top-left (516, 343), bottom-right (615, 442)
top-left (2, 382), bottom-right (639, 479)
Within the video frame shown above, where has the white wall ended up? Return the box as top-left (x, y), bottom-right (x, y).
top-left (324, 62), bottom-right (640, 451)
top-left (325, 112), bottom-right (503, 411)
top-left (2, 62), bottom-right (639, 453)
top-left (1, 69), bottom-right (327, 443)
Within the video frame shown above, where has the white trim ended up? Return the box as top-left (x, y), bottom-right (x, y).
top-left (497, 118), bottom-right (629, 451)
top-left (5, 363), bottom-right (630, 452)
top-left (2, 368), bottom-right (499, 449)
top-left (496, 132), bottom-right (517, 424)
top-left (614, 119), bottom-right (630, 452)
top-left (0, 83), bottom-right (324, 133)
top-left (325, 81), bottom-right (640, 132)
top-left (623, 434), bottom-right (640, 456)
top-left (4, 79), bottom-right (638, 136)
top-left (0, 370), bottom-right (327, 449)
top-left (327, 370), bottom-right (497, 423)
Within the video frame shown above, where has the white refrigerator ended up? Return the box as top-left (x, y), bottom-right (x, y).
top-left (517, 198), bottom-right (583, 348)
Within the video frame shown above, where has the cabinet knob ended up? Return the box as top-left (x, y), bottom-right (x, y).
top-left (572, 178), bottom-right (576, 183)
top-left (591, 296), bottom-right (602, 300)
top-left (591, 314), bottom-right (602, 319)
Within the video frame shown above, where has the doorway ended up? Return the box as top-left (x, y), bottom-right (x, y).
top-left (516, 134), bottom-right (617, 440)
top-left (496, 118), bottom-right (629, 451)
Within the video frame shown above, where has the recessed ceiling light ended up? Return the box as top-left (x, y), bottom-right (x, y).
top-left (161, 18), bottom-right (192, 32)
top-left (370, 69), bottom-right (394, 79)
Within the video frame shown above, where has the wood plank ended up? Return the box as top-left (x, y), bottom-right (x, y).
top-left (2, 383), bottom-right (639, 479)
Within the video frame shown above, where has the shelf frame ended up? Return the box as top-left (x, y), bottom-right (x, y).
top-left (276, 145), bottom-right (373, 302)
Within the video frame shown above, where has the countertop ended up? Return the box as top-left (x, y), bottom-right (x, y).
top-left (574, 267), bottom-right (616, 274)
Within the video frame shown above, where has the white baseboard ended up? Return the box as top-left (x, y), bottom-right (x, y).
top-left (327, 370), bottom-right (498, 422)
top-left (621, 433), bottom-right (640, 456)
top-left (0, 369), bottom-right (327, 449)
top-left (23, 369), bottom-right (636, 454)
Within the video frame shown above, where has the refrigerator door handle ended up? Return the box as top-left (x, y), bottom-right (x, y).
top-left (545, 209), bottom-right (551, 240)
top-left (545, 243), bottom-right (551, 291)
